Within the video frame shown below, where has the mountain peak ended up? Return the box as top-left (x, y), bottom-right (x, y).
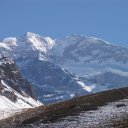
top-left (3, 37), bottom-right (17, 46)
top-left (25, 32), bottom-right (40, 38)
top-left (64, 34), bottom-right (111, 45)
top-left (23, 32), bottom-right (55, 53)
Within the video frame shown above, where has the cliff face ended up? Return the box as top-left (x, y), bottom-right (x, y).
top-left (0, 56), bottom-right (35, 101)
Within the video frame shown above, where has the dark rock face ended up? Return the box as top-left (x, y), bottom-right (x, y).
top-left (18, 59), bottom-right (88, 104)
top-left (0, 80), bottom-right (4, 93)
top-left (3, 90), bottom-right (17, 102)
top-left (0, 56), bottom-right (35, 101)
top-left (88, 72), bottom-right (128, 88)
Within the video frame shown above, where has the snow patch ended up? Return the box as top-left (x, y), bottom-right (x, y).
top-left (0, 80), bottom-right (42, 120)
top-left (77, 81), bottom-right (93, 92)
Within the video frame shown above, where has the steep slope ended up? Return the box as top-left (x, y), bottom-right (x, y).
top-left (0, 32), bottom-right (128, 103)
top-left (19, 59), bottom-right (89, 104)
top-left (0, 56), bottom-right (42, 120)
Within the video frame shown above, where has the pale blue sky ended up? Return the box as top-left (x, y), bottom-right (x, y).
top-left (0, 0), bottom-right (128, 46)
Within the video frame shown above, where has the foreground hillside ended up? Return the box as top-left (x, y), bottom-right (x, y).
top-left (0, 87), bottom-right (128, 128)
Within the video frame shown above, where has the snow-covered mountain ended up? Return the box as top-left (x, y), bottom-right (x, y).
top-left (0, 32), bottom-right (128, 104)
top-left (0, 57), bottom-right (42, 119)
top-left (52, 35), bottom-right (128, 92)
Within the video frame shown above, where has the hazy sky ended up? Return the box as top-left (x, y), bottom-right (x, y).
top-left (0, 0), bottom-right (128, 46)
